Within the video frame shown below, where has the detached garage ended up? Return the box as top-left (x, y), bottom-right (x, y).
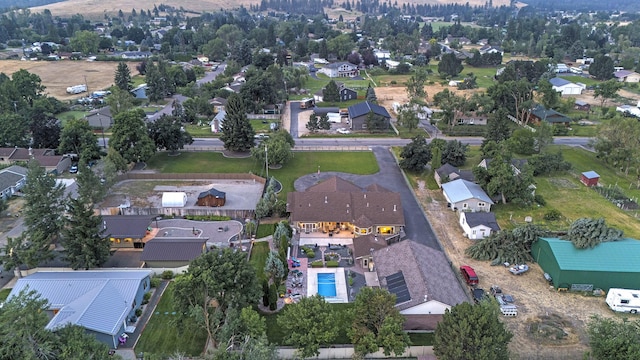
top-left (162, 192), bottom-right (187, 207)
top-left (532, 237), bottom-right (640, 291)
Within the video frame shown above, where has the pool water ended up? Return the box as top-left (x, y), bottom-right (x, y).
top-left (317, 273), bottom-right (337, 297)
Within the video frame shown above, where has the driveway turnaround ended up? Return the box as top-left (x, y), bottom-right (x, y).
top-left (294, 146), bottom-right (442, 250)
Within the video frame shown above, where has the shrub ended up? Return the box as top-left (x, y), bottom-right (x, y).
top-left (262, 279), bottom-right (270, 307)
top-left (544, 209), bottom-right (562, 221)
top-left (348, 277), bottom-right (354, 286)
top-left (311, 260), bottom-right (324, 268)
top-left (534, 194), bottom-right (546, 206)
top-left (150, 277), bottom-right (160, 288)
top-left (326, 260), bottom-right (339, 267)
top-left (184, 215), bottom-right (231, 221)
top-left (135, 308), bottom-right (143, 317)
top-left (303, 247), bottom-right (316, 258)
top-left (142, 292), bottom-right (151, 305)
top-left (161, 270), bottom-right (174, 280)
top-left (268, 284), bottom-right (278, 311)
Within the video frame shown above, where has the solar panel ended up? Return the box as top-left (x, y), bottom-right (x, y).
top-left (386, 271), bottom-right (411, 304)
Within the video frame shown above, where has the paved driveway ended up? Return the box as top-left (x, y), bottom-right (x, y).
top-left (294, 147), bottom-right (442, 250)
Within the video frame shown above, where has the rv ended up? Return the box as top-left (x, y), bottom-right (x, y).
top-left (606, 288), bottom-right (640, 313)
top-left (570, 67), bottom-right (583, 74)
top-left (66, 84), bottom-right (87, 94)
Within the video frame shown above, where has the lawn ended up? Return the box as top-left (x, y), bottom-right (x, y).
top-left (185, 123), bottom-right (217, 137)
top-left (256, 223), bottom-right (276, 239)
top-left (558, 75), bottom-right (601, 87)
top-left (135, 282), bottom-right (208, 358)
top-left (56, 110), bottom-right (88, 124)
top-left (493, 146), bottom-right (640, 238)
top-left (249, 241), bottom-right (270, 281)
top-left (264, 303), bottom-right (354, 345)
top-left (145, 151), bottom-right (379, 196)
top-left (0, 288), bottom-right (11, 301)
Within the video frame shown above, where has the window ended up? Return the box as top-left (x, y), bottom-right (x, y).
top-left (621, 299), bottom-right (630, 304)
top-left (472, 230), bottom-right (476, 234)
top-left (462, 203), bottom-right (468, 208)
top-left (478, 202), bottom-right (485, 207)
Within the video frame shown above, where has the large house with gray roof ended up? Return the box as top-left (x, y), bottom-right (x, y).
top-left (141, 238), bottom-right (208, 268)
top-left (7, 270), bottom-right (153, 349)
top-left (347, 101), bottom-right (391, 131)
top-left (441, 179), bottom-right (493, 212)
top-left (287, 176), bottom-right (405, 238)
top-left (371, 240), bottom-right (468, 330)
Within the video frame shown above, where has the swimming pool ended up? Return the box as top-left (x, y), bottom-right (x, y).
top-left (317, 273), bottom-right (337, 297)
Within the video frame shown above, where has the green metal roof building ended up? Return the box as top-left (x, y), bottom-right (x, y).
top-left (531, 237), bottom-right (640, 291)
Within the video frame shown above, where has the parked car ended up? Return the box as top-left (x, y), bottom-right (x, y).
top-left (509, 264), bottom-right (529, 275)
top-left (254, 133), bottom-right (269, 140)
top-left (460, 265), bottom-right (479, 286)
top-left (69, 164), bottom-right (78, 174)
top-left (337, 128), bottom-right (351, 134)
top-left (471, 287), bottom-right (486, 303)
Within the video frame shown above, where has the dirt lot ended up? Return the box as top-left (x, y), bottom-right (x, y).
top-left (416, 185), bottom-right (616, 359)
top-left (375, 84), bottom-right (484, 114)
top-left (0, 60), bottom-right (125, 101)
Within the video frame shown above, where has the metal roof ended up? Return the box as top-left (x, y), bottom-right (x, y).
top-left (441, 179), bottom-right (493, 204)
top-left (8, 270), bottom-right (152, 336)
top-left (581, 171), bottom-right (600, 179)
top-left (539, 237), bottom-right (640, 272)
top-left (549, 77), bottom-right (571, 87)
top-left (347, 101), bottom-right (391, 119)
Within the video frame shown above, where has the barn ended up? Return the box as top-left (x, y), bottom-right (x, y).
top-left (531, 237), bottom-right (640, 291)
top-left (197, 188), bottom-right (226, 207)
top-left (580, 171), bottom-right (599, 187)
top-left (162, 192), bottom-right (187, 207)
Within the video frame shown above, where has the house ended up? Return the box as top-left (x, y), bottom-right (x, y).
top-left (478, 45), bottom-right (503, 55)
top-left (444, 35), bottom-right (471, 45)
top-left (314, 82), bottom-right (358, 102)
top-left (0, 147), bottom-right (71, 175)
top-left (555, 64), bottom-right (569, 73)
top-left (85, 106), bottom-right (113, 130)
top-left (209, 97), bottom-right (228, 113)
top-left (434, 163), bottom-right (474, 188)
top-left (317, 62), bottom-right (359, 78)
top-left (531, 237), bottom-right (640, 291)
top-left (117, 51), bottom-right (152, 59)
top-left (574, 100), bottom-right (591, 111)
top-left (371, 240), bottom-right (468, 330)
top-left (0, 165), bottom-right (27, 199)
top-left (131, 84), bottom-right (148, 99)
top-left (616, 103), bottom-right (640, 118)
top-left (456, 112), bottom-right (488, 125)
top-left (210, 110), bottom-right (226, 133)
top-left (347, 101), bottom-right (391, 131)
top-left (549, 77), bottom-right (584, 96)
top-left (140, 238), bottom-right (207, 268)
top-left (6, 270), bottom-right (153, 349)
top-left (529, 105), bottom-right (571, 126)
top-left (102, 215), bottom-right (153, 248)
top-left (580, 171), bottom-right (600, 187)
top-left (197, 188), bottom-right (226, 207)
top-left (459, 212), bottom-right (500, 240)
top-left (614, 70), bottom-right (640, 83)
top-left (374, 49), bottom-right (391, 61)
top-left (287, 176), bottom-right (405, 237)
top-left (352, 234), bottom-right (391, 270)
top-left (441, 179), bottom-right (493, 212)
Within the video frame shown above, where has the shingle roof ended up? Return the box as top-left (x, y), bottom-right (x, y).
top-left (441, 179), bottom-right (493, 204)
top-left (8, 270), bottom-right (152, 336)
top-left (353, 234), bottom-right (388, 259)
top-left (140, 238), bottom-right (207, 261)
top-left (614, 70), bottom-right (634, 78)
top-left (1, 165), bottom-right (28, 176)
top-left (530, 105), bottom-right (570, 123)
top-left (538, 237), bottom-right (640, 272)
top-left (581, 171), bottom-right (599, 179)
top-left (575, 100), bottom-right (588, 106)
top-left (0, 171), bottom-right (23, 192)
top-left (373, 240), bottom-right (468, 310)
top-left (288, 176), bottom-right (404, 226)
top-left (549, 77), bottom-right (571, 87)
top-left (348, 101), bottom-right (391, 119)
top-left (0, 148), bottom-right (17, 157)
top-left (9, 148), bottom-right (51, 161)
top-left (463, 212), bottom-right (500, 231)
top-left (34, 155), bottom-right (63, 167)
top-left (198, 188), bottom-right (226, 199)
top-left (436, 163), bottom-right (459, 179)
top-left (102, 215), bottom-right (153, 238)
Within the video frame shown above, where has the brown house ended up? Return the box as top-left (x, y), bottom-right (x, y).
top-left (287, 176), bottom-right (404, 237)
top-left (0, 147), bottom-right (70, 174)
top-left (197, 188), bottom-right (226, 207)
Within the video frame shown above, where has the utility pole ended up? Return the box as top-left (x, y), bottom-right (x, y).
top-left (265, 144), bottom-right (269, 180)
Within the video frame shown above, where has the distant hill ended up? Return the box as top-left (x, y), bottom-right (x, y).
top-left (520, 0), bottom-right (640, 12)
top-left (0, 0), bottom-right (66, 11)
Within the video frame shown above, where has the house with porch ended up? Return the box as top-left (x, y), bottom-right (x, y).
top-left (371, 240), bottom-right (469, 330)
top-left (529, 105), bottom-right (571, 126)
top-left (441, 179), bottom-right (493, 212)
top-left (317, 62), bottom-right (359, 78)
top-left (287, 176), bottom-right (405, 239)
top-left (7, 270), bottom-right (153, 349)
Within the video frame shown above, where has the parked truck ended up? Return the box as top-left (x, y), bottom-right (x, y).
top-left (300, 98), bottom-right (314, 109)
top-left (606, 288), bottom-right (640, 313)
top-left (66, 84), bottom-right (87, 94)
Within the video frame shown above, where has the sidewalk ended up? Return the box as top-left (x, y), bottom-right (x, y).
top-left (119, 280), bottom-right (169, 351)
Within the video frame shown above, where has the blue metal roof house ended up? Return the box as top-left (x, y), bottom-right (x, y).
top-left (7, 270), bottom-right (153, 349)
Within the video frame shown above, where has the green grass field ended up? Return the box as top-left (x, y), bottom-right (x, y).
top-left (185, 123), bottom-right (217, 137)
top-left (145, 151), bottom-right (379, 196)
top-left (0, 288), bottom-right (11, 301)
top-left (249, 241), bottom-right (270, 281)
top-left (56, 110), bottom-right (88, 124)
top-left (558, 75), bottom-right (600, 87)
top-left (135, 283), bottom-right (208, 357)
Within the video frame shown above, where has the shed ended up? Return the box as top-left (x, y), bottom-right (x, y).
top-left (162, 192), bottom-right (187, 207)
top-left (197, 188), bottom-right (226, 207)
top-left (531, 237), bottom-right (640, 291)
top-left (580, 171), bottom-right (599, 187)
top-left (574, 100), bottom-right (591, 111)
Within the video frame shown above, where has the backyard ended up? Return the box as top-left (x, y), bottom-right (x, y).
top-left (135, 282), bottom-right (208, 357)
top-left (249, 241), bottom-right (270, 281)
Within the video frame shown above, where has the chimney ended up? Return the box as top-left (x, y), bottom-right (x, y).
top-left (324, 196), bottom-right (328, 204)
top-left (393, 204), bottom-right (397, 211)
top-left (308, 203), bottom-right (311, 207)
top-left (28, 147), bottom-right (32, 156)
top-left (364, 193), bottom-right (367, 199)
top-left (367, 202), bottom-right (369, 207)
top-left (382, 207), bottom-right (384, 212)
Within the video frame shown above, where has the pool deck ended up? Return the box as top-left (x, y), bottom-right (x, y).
top-left (306, 267), bottom-right (349, 303)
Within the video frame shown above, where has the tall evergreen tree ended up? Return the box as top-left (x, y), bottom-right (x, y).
top-left (438, 53), bottom-right (464, 78)
top-left (366, 83), bottom-right (377, 103)
top-left (62, 197), bottom-right (110, 270)
top-left (322, 80), bottom-right (340, 103)
top-left (220, 94), bottom-right (255, 152)
top-left (114, 62), bottom-right (132, 91)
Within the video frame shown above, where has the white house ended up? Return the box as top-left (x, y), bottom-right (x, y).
top-left (441, 179), bottom-right (493, 212)
top-left (616, 103), bottom-right (640, 118)
top-left (374, 49), bottom-right (391, 61)
top-left (614, 70), bottom-right (640, 83)
top-left (549, 77), bottom-right (584, 95)
top-left (459, 212), bottom-right (500, 240)
top-left (555, 64), bottom-right (569, 73)
top-left (317, 62), bottom-right (359, 78)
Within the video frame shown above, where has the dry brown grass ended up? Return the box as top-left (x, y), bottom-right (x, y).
top-left (30, 0), bottom-right (509, 18)
top-left (0, 60), bottom-right (136, 100)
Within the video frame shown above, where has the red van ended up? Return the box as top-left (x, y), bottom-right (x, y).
top-left (460, 265), bottom-right (479, 286)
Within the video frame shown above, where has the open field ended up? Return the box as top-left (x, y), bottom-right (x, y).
top-left (31, 1), bottom-right (510, 18)
top-left (0, 60), bottom-right (126, 101)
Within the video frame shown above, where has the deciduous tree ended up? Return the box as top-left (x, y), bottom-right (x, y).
top-left (593, 79), bottom-right (622, 108)
top-left (0, 113), bottom-right (29, 147)
top-left (434, 301), bottom-right (513, 360)
top-left (588, 315), bottom-right (640, 360)
top-left (31, 113), bottom-right (61, 149)
top-left (147, 114), bottom-right (193, 154)
top-left (405, 68), bottom-right (428, 100)
top-left (438, 53), bottom-right (463, 78)
top-left (251, 131), bottom-right (294, 167)
top-left (399, 135), bottom-right (431, 172)
top-left (350, 287), bottom-right (410, 358)
top-left (58, 118), bottom-right (101, 159)
top-left (397, 106), bottom-right (420, 132)
top-left (109, 109), bottom-right (156, 163)
top-left (589, 54), bottom-right (615, 80)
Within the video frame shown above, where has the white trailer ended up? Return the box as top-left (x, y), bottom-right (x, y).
top-left (606, 288), bottom-right (640, 313)
top-left (66, 84), bottom-right (87, 94)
